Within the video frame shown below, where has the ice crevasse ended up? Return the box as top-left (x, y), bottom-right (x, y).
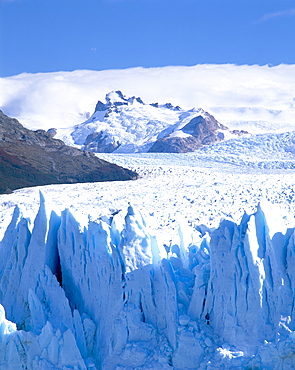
top-left (1, 192), bottom-right (295, 369)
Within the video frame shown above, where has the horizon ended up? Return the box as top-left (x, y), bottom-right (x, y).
top-left (2, 61), bottom-right (295, 78)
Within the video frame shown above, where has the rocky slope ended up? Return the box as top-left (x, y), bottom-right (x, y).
top-left (0, 111), bottom-right (137, 194)
top-left (148, 112), bottom-right (228, 153)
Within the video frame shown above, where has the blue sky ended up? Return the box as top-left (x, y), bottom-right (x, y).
top-left (0, 0), bottom-right (294, 77)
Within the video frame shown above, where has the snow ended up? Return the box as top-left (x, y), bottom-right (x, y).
top-left (2, 64), bottom-right (295, 368)
top-left (106, 90), bottom-right (126, 104)
top-left (69, 93), bottom-right (209, 153)
top-left (1, 182), bottom-right (295, 368)
top-left (1, 146), bottom-right (295, 368)
top-left (168, 130), bottom-right (191, 139)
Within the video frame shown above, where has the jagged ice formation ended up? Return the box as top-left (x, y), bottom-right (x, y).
top-left (1, 193), bottom-right (295, 369)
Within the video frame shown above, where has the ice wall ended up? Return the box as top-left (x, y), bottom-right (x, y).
top-left (1, 193), bottom-right (295, 369)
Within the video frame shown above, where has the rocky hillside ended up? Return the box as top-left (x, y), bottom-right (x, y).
top-left (148, 112), bottom-right (228, 153)
top-left (0, 111), bottom-right (137, 194)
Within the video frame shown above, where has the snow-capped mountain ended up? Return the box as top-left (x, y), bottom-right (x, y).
top-left (69, 90), bottom-right (242, 153)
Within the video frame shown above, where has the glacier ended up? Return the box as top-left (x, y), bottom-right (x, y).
top-left (1, 193), bottom-right (295, 369)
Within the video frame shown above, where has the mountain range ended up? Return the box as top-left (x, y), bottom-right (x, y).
top-left (67, 91), bottom-right (247, 154)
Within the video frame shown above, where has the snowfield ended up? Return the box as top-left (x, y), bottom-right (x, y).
top-left (1, 150), bottom-right (295, 246)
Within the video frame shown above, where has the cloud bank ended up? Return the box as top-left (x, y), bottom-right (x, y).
top-left (0, 64), bottom-right (295, 133)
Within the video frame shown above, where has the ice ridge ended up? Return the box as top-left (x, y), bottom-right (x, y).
top-left (1, 193), bottom-right (295, 368)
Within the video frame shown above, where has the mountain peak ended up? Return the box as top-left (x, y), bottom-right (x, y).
top-left (106, 90), bottom-right (127, 105)
top-left (95, 91), bottom-right (145, 112)
top-left (72, 92), bottom-right (236, 154)
top-left (72, 91), bottom-right (247, 154)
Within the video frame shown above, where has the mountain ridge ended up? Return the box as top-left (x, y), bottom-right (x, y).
top-left (0, 110), bottom-right (138, 194)
top-left (69, 90), bottom-right (247, 154)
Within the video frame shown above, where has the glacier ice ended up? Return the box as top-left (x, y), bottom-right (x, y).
top-left (1, 193), bottom-right (295, 368)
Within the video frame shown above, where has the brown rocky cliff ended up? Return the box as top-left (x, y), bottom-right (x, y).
top-left (0, 111), bottom-right (137, 194)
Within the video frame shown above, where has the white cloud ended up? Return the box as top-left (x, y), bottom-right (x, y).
top-left (0, 64), bottom-right (295, 132)
top-left (257, 8), bottom-right (295, 23)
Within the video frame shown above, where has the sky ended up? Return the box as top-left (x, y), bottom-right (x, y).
top-left (0, 0), bottom-right (294, 77)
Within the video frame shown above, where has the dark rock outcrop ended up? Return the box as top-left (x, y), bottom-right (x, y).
top-left (94, 90), bottom-right (143, 114)
top-left (149, 113), bottom-right (228, 153)
top-left (0, 111), bottom-right (137, 194)
top-left (181, 114), bottom-right (227, 137)
top-left (147, 136), bottom-right (200, 153)
top-left (47, 128), bottom-right (57, 138)
top-left (83, 131), bottom-right (120, 153)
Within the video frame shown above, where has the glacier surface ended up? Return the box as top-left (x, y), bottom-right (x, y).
top-left (1, 193), bottom-right (295, 369)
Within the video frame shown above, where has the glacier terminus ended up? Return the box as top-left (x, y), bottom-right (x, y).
top-left (1, 191), bottom-right (295, 369)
